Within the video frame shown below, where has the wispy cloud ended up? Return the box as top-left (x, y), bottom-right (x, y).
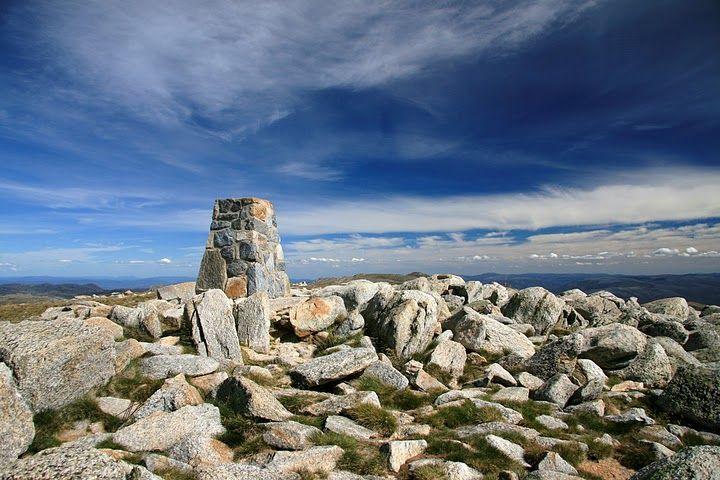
top-left (279, 167), bottom-right (720, 235)
top-left (10, 0), bottom-right (597, 137)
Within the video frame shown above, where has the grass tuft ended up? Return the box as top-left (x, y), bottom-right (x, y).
top-left (97, 359), bottom-right (164, 404)
top-left (214, 401), bottom-right (267, 458)
top-left (312, 432), bottom-right (387, 476)
top-left (29, 397), bottom-right (124, 453)
top-left (354, 377), bottom-right (433, 410)
top-left (346, 403), bottom-right (397, 437)
top-left (423, 400), bottom-right (502, 429)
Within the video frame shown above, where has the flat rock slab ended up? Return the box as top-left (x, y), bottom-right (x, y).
top-left (387, 439), bottom-right (427, 472)
top-left (263, 421), bottom-right (321, 450)
top-left (268, 445), bottom-right (344, 474)
top-left (139, 354), bottom-right (219, 380)
top-left (0, 363), bottom-right (34, 467)
top-left (0, 318), bottom-right (116, 412)
top-left (291, 347), bottom-right (377, 388)
top-left (113, 404), bottom-right (225, 452)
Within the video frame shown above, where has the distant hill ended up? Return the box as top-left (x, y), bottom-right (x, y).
top-left (307, 272), bottom-right (427, 288)
top-left (0, 276), bottom-right (194, 292)
top-left (0, 283), bottom-right (107, 299)
top-left (464, 273), bottom-right (720, 306)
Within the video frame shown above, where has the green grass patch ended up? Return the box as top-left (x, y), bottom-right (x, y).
top-left (278, 393), bottom-right (325, 414)
top-left (292, 415), bottom-right (326, 429)
top-left (412, 464), bottom-right (449, 480)
top-left (155, 468), bottom-right (196, 480)
top-left (214, 402), bottom-right (268, 458)
top-left (354, 376), bottom-right (433, 410)
top-left (683, 431), bottom-right (720, 447)
top-left (552, 442), bottom-right (587, 467)
top-left (346, 403), bottom-right (397, 436)
top-left (315, 332), bottom-right (364, 356)
top-left (312, 432), bottom-right (387, 476)
top-left (497, 399), bottom-right (556, 431)
top-left (28, 397), bottom-right (125, 453)
top-left (425, 434), bottom-right (525, 477)
top-left (97, 359), bottom-right (164, 404)
top-left (615, 440), bottom-right (657, 471)
top-left (423, 399), bottom-right (502, 429)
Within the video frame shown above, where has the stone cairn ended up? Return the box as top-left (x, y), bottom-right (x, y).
top-left (196, 197), bottom-right (290, 299)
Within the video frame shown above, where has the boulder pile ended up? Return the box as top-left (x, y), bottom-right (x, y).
top-left (1, 202), bottom-right (719, 479)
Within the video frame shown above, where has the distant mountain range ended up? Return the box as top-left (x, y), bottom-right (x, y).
top-left (0, 276), bottom-right (194, 298)
top-left (463, 273), bottom-right (720, 306)
top-left (1, 272), bottom-right (719, 305)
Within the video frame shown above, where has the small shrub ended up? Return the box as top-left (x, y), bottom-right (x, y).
top-left (295, 470), bottom-right (328, 480)
top-left (424, 400), bottom-right (502, 429)
top-left (586, 437), bottom-right (615, 460)
top-left (315, 332), bottom-right (364, 356)
top-left (155, 468), bottom-right (197, 480)
top-left (347, 403), bottom-right (397, 436)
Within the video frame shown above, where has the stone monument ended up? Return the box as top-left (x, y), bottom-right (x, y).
top-left (196, 197), bottom-right (290, 298)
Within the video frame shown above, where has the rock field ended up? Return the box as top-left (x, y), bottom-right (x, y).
top-left (1, 199), bottom-right (719, 479)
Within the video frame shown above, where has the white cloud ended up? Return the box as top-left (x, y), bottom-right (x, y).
top-left (158, 258), bottom-right (172, 264)
top-left (279, 168), bottom-right (720, 235)
top-left (17, 1), bottom-right (596, 136)
top-left (686, 246), bottom-right (698, 254)
top-left (653, 248), bottom-right (680, 256)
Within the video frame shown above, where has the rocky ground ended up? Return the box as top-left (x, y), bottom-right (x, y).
top-left (1, 275), bottom-right (719, 480)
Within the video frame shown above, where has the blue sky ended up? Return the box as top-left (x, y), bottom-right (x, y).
top-left (0, 0), bottom-right (719, 279)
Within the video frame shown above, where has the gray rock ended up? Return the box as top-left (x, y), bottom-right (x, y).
top-left (197, 464), bottom-right (300, 480)
top-left (0, 363), bottom-right (34, 467)
top-left (643, 297), bottom-right (691, 320)
top-left (456, 422), bottom-right (540, 441)
top-left (492, 387), bottom-right (530, 402)
top-left (472, 363), bottom-right (517, 387)
top-left (535, 415), bottom-right (569, 430)
top-left (96, 396), bottom-right (136, 420)
top-left (196, 249), bottom-right (228, 294)
top-left (132, 374), bottom-right (203, 420)
top-left (538, 451), bottom-right (578, 475)
top-left (640, 316), bottom-right (689, 344)
top-left (359, 361), bottom-right (409, 390)
top-left (517, 371), bottom-right (545, 390)
top-left (654, 336), bottom-right (701, 369)
top-left (156, 281), bottom-right (196, 302)
top-left (469, 399), bottom-right (523, 424)
top-left (317, 280), bottom-right (380, 312)
top-left (290, 295), bottom-right (347, 337)
top-left (535, 374), bottom-right (579, 407)
top-left (187, 289), bottom-right (242, 361)
top-left (139, 354), bottom-right (219, 380)
top-left (685, 323), bottom-right (720, 351)
top-left (428, 339), bottom-right (466, 379)
top-left (387, 439), bottom-right (427, 472)
top-left (268, 445), bottom-right (344, 474)
top-left (447, 308), bottom-right (535, 358)
top-left (606, 407), bottom-right (655, 425)
top-left (263, 420), bottom-right (322, 450)
top-left (303, 391), bottom-right (380, 416)
top-left (0, 319), bottom-right (116, 412)
top-left (525, 334), bottom-right (584, 380)
top-left (482, 282), bottom-right (511, 307)
top-left (631, 446), bottom-right (720, 479)
top-left (611, 340), bottom-right (673, 388)
top-left (216, 374), bottom-right (292, 421)
top-left (326, 415), bottom-right (378, 440)
top-left (234, 292), bottom-right (271, 353)
top-left (0, 443), bottom-right (160, 479)
top-left (365, 290), bottom-right (439, 360)
top-left (657, 365), bottom-right (720, 432)
top-left (579, 323), bottom-right (647, 369)
top-left (502, 287), bottom-right (565, 335)
top-left (485, 434), bottom-right (529, 467)
top-left (113, 403), bottom-right (225, 452)
top-left (167, 436), bottom-right (233, 467)
top-left (290, 347), bottom-right (376, 388)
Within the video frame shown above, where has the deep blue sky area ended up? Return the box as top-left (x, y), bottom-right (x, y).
top-left (0, 0), bottom-right (719, 278)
